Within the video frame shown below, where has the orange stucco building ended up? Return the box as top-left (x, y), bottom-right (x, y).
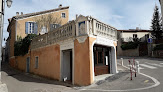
top-left (7, 6), bottom-right (118, 86)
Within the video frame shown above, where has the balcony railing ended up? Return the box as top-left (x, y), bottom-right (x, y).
top-left (31, 21), bottom-right (75, 49)
top-left (30, 16), bottom-right (117, 49)
top-left (94, 20), bottom-right (117, 39)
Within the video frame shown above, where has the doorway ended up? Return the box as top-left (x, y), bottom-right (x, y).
top-left (93, 44), bottom-right (111, 76)
top-left (61, 49), bottom-right (73, 83)
top-left (26, 57), bottom-right (30, 73)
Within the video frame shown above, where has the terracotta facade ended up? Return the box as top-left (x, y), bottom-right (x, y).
top-left (8, 14), bottom-right (118, 86)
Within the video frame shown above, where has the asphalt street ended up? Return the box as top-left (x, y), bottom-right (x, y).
top-left (1, 57), bottom-right (163, 92)
top-left (81, 57), bottom-right (163, 92)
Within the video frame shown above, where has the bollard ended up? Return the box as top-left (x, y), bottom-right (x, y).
top-left (121, 58), bottom-right (123, 66)
top-left (133, 59), bottom-right (136, 77)
top-left (129, 60), bottom-right (132, 80)
top-left (136, 61), bottom-right (140, 73)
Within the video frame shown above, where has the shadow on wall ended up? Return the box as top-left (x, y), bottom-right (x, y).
top-left (1, 62), bottom-right (76, 87)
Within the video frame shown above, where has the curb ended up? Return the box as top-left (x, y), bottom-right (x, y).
top-left (0, 83), bottom-right (8, 92)
top-left (80, 64), bottom-right (160, 91)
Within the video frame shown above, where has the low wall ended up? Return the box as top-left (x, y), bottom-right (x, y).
top-left (10, 44), bottom-right (61, 81)
top-left (15, 54), bottom-right (29, 72)
top-left (152, 50), bottom-right (163, 58)
top-left (30, 44), bottom-right (60, 80)
top-left (117, 46), bottom-right (139, 57)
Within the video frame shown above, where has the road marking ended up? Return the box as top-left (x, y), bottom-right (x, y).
top-left (160, 63), bottom-right (163, 64)
top-left (144, 80), bottom-right (149, 83)
top-left (139, 67), bottom-right (144, 69)
top-left (80, 61), bottom-right (160, 92)
top-left (127, 65), bottom-right (144, 69)
top-left (139, 64), bottom-right (157, 69)
top-left (145, 62), bottom-right (163, 67)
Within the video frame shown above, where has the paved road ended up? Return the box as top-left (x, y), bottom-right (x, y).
top-left (81, 57), bottom-right (163, 92)
top-left (2, 57), bottom-right (163, 92)
top-left (1, 63), bottom-right (78, 92)
top-left (124, 57), bottom-right (163, 92)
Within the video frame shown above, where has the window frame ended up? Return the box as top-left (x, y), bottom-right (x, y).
top-left (133, 34), bottom-right (138, 38)
top-left (26, 21), bottom-right (36, 34)
top-left (61, 12), bottom-right (66, 18)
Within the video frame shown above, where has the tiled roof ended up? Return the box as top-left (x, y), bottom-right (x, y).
top-left (12, 6), bottom-right (69, 20)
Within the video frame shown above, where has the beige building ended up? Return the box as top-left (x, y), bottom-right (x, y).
top-left (7, 5), bottom-right (69, 59)
top-left (117, 28), bottom-right (151, 56)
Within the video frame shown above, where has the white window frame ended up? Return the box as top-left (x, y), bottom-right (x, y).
top-left (27, 21), bottom-right (35, 34)
top-left (61, 12), bottom-right (66, 18)
top-left (35, 56), bottom-right (39, 69)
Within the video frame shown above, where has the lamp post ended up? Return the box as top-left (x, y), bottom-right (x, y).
top-left (0, 0), bottom-right (12, 81)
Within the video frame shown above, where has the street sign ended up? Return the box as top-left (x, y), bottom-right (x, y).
top-left (147, 38), bottom-right (152, 43)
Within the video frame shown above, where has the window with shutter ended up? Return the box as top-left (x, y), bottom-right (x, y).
top-left (34, 23), bottom-right (38, 34)
top-left (25, 22), bottom-right (29, 34)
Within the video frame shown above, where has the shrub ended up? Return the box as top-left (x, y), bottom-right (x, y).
top-left (14, 34), bottom-right (37, 56)
top-left (154, 44), bottom-right (163, 51)
top-left (121, 42), bottom-right (139, 50)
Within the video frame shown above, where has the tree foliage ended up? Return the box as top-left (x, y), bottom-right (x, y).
top-left (14, 34), bottom-right (37, 56)
top-left (121, 42), bottom-right (139, 50)
top-left (34, 14), bottom-right (62, 33)
top-left (151, 5), bottom-right (163, 39)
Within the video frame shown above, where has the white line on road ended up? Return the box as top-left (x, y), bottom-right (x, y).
top-left (160, 63), bottom-right (163, 64)
top-left (139, 64), bottom-right (157, 69)
top-left (80, 61), bottom-right (160, 92)
top-left (127, 65), bottom-right (144, 69)
top-left (145, 62), bottom-right (163, 67)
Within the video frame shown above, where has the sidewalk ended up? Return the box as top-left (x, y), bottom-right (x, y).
top-left (0, 83), bottom-right (8, 92)
top-left (1, 62), bottom-right (79, 92)
top-left (80, 63), bottom-right (156, 91)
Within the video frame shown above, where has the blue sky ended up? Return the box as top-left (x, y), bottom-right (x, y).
top-left (3, 0), bottom-right (161, 46)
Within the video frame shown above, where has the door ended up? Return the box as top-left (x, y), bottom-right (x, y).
top-left (94, 45), bottom-right (111, 76)
top-left (62, 50), bottom-right (72, 82)
top-left (26, 57), bottom-right (30, 73)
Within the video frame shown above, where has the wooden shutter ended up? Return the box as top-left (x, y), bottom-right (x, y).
top-left (25, 22), bottom-right (28, 34)
top-left (50, 24), bottom-right (53, 31)
top-left (34, 23), bottom-right (38, 34)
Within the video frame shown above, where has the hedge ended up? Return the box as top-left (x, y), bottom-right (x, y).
top-left (154, 44), bottom-right (163, 51)
top-left (121, 42), bottom-right (139, 50)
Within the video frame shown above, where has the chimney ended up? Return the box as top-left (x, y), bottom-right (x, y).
top-left (136, 27), bottom-right (139, 30)
top-left (59, 4), bottom-right (62, 8)
top-left (21, 12), bottom-right (23, 15)
top-left (16, 12), bottom-right (19, 16)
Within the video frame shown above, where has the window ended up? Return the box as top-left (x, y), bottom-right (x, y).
top-left (61, 13), bottom-right (66, 18)
top-left (133, 34), bottom-right (137, 38)
top-left (35, 56), bottom-right (39, 69)
top-left (25, 22), bottom-right (38, 34)
top-left (145, 34), bottom-right (149, 39)
top-left (50, 24), bottom-right (61, 31)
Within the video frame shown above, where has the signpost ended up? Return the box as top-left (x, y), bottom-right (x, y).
top-left (147, 38), bottom-right (152, 56)
top-left (147, 38), bottom-right (152, 43)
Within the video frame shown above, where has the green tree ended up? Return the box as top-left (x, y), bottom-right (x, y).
top-left (14, 34), bottom-right (37, 56)
top-left (151, 5), bottom-right (162, 39)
